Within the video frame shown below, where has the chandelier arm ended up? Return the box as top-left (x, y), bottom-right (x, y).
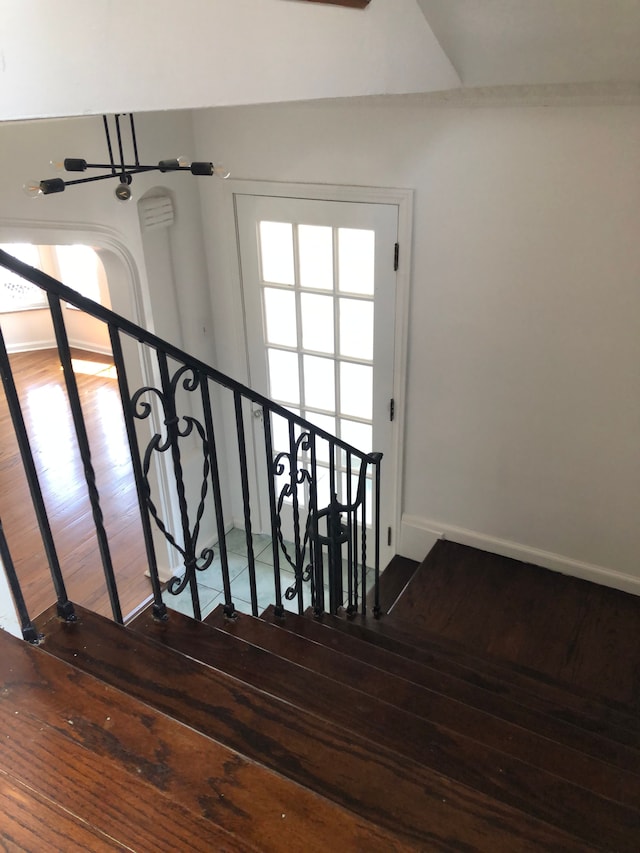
top-left (129, 114), bottom-right (140, 168)
top-left (102, 115), bottom-right (117, 176)
top-left (76, 164), bottom-right (162, 173)
top-left (63, 168), bottom-right (159, 188)
top-left (114, 114), bottom-right (127, 181)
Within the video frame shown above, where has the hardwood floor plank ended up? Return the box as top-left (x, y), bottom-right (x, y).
top-left (0, 702), bottom-right (256, 853)
top-left (264, 605), bottom-right (640, 757)
top-left (320, 606), bottom-right (640, 736)
top-left (0, 627), bottom-right (412, 853)
top-left (388, 540), bottom-right (640, 707)
top-left (36, 604), bottom-right (601, 852)
top-left (202, 606), bottom-right (640, 809)
top-left (0, 770), bottom-right (128, 852)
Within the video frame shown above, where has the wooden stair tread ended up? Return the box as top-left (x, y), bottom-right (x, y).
top-left (36, 603), bottom-right (603, 852)
top-left (343, 603), bottom-right (640, 734)
top-left (0, 771), bottom-right (128, 852)
top-left (0, 628), bottom-right (252, 852)
top-left (131, 604), bottom-right (640, 850)
top-left (270, 602), bottom-right (640, 751)
top-left (0, 625), bottom-right (397, 853)
top-left (203, 604), bottom-right (640, 809)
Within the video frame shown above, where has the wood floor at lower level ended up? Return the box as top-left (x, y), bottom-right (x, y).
top-left (0, 348), bottom-right (153, 621)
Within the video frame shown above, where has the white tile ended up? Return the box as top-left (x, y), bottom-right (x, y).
top-left (225, 527), bottom-right (272, 559)
top-left (196, 551), bottom-right (248, 592)
top-left (257, 538), bottom-right (298, 568)
top-left (164, 582), bottom-right (220, 620)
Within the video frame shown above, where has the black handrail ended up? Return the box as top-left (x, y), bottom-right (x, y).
top-left (0, 248), bottom-right (383, 631)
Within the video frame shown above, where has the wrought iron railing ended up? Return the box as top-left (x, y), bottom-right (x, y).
top-left (0, 248), bottom-right (382, 641)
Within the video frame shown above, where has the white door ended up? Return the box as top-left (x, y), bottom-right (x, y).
top-left (235, 193), bottom-right (398, 574)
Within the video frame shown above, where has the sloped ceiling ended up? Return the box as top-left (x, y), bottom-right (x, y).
top-left (3, 0), bottom-right (639, 122)
top-left (0, 0), bottom-right (458, 121)
top-left (417, 0), bottom-right (640, 87)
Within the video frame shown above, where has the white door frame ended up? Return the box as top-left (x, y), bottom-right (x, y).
top-left (222, 179), bottom-right (413, 558)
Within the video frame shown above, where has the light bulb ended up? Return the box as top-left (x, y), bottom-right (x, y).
top-left (212, 163), bottom-right (230, 180)
top-left (115, 182), bottom-right (132, 202)
top-left (23, 178), bottom-right (65, 196)
top-left (49, 158), bottom-right (65, 171)
top-left (23, 180), bottom-right (44, 198)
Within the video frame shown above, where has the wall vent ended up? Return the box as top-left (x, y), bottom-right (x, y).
top-left (139, 195), bottom-right (174, 230)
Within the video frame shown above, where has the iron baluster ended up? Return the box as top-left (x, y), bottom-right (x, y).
top-left (289, 420), bottom-right (304, 616)
top-left (131, 357), bottom-right (215, 621)
top-left (48, 293), bottom-right (123, 624)
top-left (353, 490), bottom-right (360, 615)
top-left (307, 431), bottom-right (323, 616)
top-left (201, 378), bottom-right (235, 618)
top-left (274, 431), bottom-right (313, 612)
top-left (327, 439), bottom-right (340, 614)
top-left (0, 327), bottom-right (75, 622)
top-left (234, 390), bottom-right (258, 616)
top-left (361, 469), bottom-right (367, 617)
top-left (108, 327), bottom-right (167, 621)
top-left (263, 407), bottom-right (284, 618)
top-left (0, 517), bottom-right (40, 643)
top-left (345, 449), bottom-right (355, 615)
top-left (372, 452), bottom-right (383, 617)
top-left (156, 355), bottom-right (213, 622)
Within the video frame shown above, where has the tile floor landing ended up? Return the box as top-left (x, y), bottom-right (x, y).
top-left (166, 528), bottom-right (369, 620)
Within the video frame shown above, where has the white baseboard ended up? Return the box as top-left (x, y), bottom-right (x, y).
top-left (399, 514), bottom-right (640, 597)
top-left (67, 339), bottom-right (113, 356)
top-left (6, 339), bottom-right (112, 356)
top-left (6, 338), bottom-right (56, 353)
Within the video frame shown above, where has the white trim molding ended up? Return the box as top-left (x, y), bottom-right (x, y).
top-left (400, 514), bottom-right (640, 597)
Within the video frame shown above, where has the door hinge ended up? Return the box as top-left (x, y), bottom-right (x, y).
top-left (389, 398), bottom-right (395, 421)
top-left (387, 526), bottom-right (392, 547)
top-left (393, 242), bottom-right (399, 272)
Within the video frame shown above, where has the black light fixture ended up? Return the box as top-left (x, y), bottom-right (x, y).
top-left (24, 113), bottom-right (229, 202)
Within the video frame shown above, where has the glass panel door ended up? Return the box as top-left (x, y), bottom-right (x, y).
top-left (236, 193), bottom-right (398, 568)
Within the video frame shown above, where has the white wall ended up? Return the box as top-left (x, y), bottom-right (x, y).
top-left (3, 307), bottom-right (111, 355)
top-left (194, 96), bottom-right (640, 594)
top-left (0, 0), bottom-right (458, 121)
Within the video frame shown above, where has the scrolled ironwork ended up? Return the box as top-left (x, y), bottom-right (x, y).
top-left (272, 432), bottom-right (315, 603)
top-left (130, 364), bottom-right (214, 600)
top-left (272, 432), bottom-right (373, 613)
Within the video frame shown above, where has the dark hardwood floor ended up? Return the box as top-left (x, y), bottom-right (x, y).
top-left (389, 539), bottom-right (640, 708)
top-left (0, 348), bottom-right (153, 621)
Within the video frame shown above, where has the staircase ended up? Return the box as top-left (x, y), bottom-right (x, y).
top-left (1, 249), bottom-right (640, 850)
top-left (1, 548), bottom-right (638, 851)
